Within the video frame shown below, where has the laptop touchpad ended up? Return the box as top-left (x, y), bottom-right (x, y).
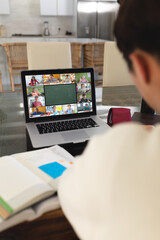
top-left (62, 131), bottom-right (89, 142)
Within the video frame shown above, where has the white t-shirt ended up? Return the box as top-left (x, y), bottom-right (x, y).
top-left (58, 123), bottom-right (160, 240)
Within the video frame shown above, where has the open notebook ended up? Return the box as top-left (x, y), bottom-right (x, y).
top-left (0, 145), bottom-right (74, 232)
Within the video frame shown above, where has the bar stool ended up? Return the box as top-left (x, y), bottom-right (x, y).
top-left (2, 43), bottom-right (28, 92)
top-left (70, 42), bottom-right (82, 68)
top-left (83, 42), bottom-right (104, 84)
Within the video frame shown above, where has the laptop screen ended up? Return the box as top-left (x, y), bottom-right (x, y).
top-left (21, 68), bottom-right (96, 122)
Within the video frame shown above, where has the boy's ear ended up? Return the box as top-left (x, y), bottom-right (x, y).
top-left (129, 51), bottom-right (150, 84)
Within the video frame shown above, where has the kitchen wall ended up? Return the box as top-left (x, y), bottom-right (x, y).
top-left (0, 0), bottom-right (74, 37)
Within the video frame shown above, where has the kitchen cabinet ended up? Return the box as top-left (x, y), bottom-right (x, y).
top-left (0, 0), bottom-right (10, 14)
top-left (57, 0), bottom-right (74, 16)
top-left (40, 0), bottom-right (74, 16)
top-left (40, 0), bottom-right (57, 16)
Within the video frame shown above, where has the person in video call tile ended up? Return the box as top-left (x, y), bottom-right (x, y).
top-left (79, 94), bottom-right (90, 103)
top-left (51, 105), bottom-right (58, 115)
top-left (30, 76), bottom-right (39, 86)
top-left (31, 88), bottom-right (41, 96)
top-left (65, 104), bottom-right (74, 114)
top-left (31, 96), bottom-right (43, 108)
top-left (80, 75), bottom-right (89, 83)
top-left (64, 75), bottom-right (71, 83)
top-left (31, 107), bottom-right (44, 116)
top-left (49, 74), bottom-right (59, 84)
top-left (80, 84), bottom-right (86, 93)
top-left (83, 103), bottom-right (91, 111)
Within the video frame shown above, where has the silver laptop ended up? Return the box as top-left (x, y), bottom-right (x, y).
top-left (21, 68), bottom-right (109, 148)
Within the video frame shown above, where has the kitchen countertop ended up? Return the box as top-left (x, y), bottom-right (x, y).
top-left (0, 33), bottom-right (75, 38)
top-left (12, 34), bottom-right (76, 38)
top-left (0, 36), bottom-right (106, 44)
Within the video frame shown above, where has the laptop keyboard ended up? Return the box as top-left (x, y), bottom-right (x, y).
top-left (36, 118), bottom-right (99, 134)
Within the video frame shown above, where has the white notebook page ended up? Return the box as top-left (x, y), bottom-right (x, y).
top-left (0, 156), bottom-right (52, 211)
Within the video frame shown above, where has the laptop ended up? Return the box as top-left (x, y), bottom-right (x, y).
top-left (21, 68), bottom-right (109, 148)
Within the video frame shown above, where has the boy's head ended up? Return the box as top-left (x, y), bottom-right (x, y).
top-left (114, 0), bottom-right (160, 112)
top-left (114, 0), bottom-right (160, 70)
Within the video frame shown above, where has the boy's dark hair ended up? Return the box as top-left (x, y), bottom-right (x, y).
top-left (114, 0), bottom-right (160, 70)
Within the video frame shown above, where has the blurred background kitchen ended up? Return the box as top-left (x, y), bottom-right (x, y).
top-left (0, 0), bottom-right (119, 91)
top-left (0, 0), bottom-right (119, 38)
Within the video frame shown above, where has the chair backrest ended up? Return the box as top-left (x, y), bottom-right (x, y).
top-left (2, 42), bottom-right (28, 92)
top-left (102, 41), bottom-right (141, 106)
top-left (3, 42), bottom-right (28, 70)
top-left (103, 41), bottom-right (133, 87)
top-left (27, 42), bottom-right (72, 70)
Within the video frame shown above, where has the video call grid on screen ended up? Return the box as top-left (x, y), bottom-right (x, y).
top-left (24, 71), bottom-right (94, 119)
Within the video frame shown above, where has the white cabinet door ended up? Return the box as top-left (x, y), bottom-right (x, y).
top-left (57, 0), bottom-right (74, 16)
top-left (40, 0), bottom-right (57, 16)
top-left (0, 0), bottom-right (10, 14)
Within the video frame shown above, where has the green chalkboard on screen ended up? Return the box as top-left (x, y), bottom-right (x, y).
top-left (44, 84), bottom-right (77, 106)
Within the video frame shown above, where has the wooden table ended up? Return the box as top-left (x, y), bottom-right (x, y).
top-left (0, 208), bottom-right (79, 240)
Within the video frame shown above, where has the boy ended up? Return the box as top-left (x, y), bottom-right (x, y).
top-left (59, 0), bottom-right (160, 239)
